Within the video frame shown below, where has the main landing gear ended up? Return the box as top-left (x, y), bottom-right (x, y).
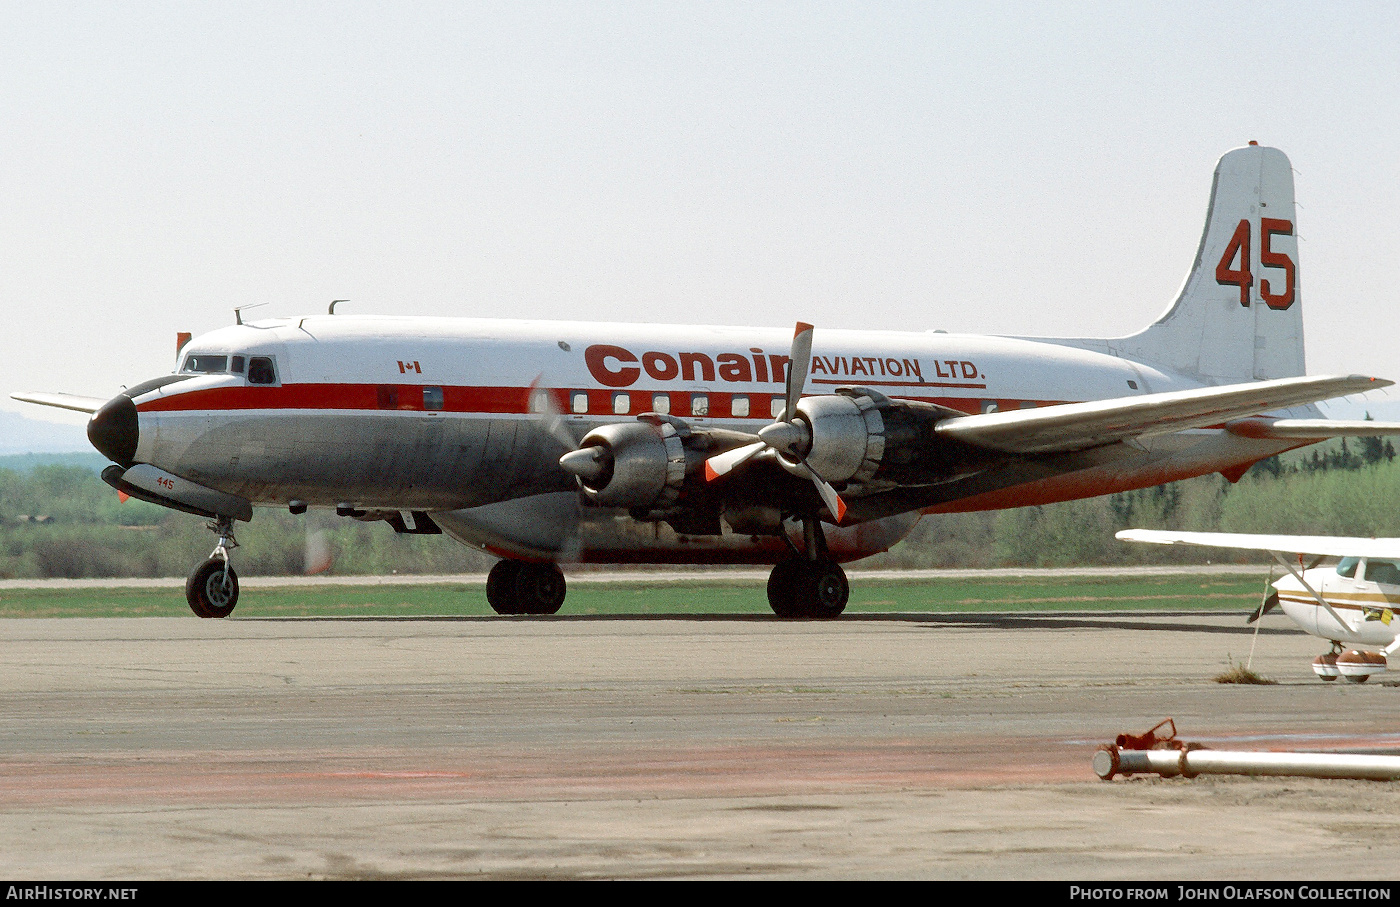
top-left (186, 516), bottom-right (240, 618)
top-left (766, 515), bottom-right (849, 619)
top-left (487, 560), bottom-right (567, 615)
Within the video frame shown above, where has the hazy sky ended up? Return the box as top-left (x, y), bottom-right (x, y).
top-left (4, 2), bottom-right (1399, 428)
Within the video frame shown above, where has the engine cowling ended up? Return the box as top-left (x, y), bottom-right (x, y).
top-left (564, 420), bottom-right (687, 511)
top-left (788, 389), bottom-right (988, 491)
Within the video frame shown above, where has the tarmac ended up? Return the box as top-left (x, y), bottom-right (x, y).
top-left (2, 608), bottom-right (1398, 880)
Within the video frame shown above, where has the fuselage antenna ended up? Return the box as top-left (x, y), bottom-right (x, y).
top-left (233, 303), bottom-right (267, 325)
top-left (329, 299), bottom-right (349, 315)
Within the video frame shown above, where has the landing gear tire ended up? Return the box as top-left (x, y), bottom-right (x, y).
top-left (187, 558), bottom-right (239, 618)
top-left (487, 560), bottom-right (525, 614)
top-left (767, 558), bottom-right (848, 619)
top-left (487, 560), bottom-right (567, 615)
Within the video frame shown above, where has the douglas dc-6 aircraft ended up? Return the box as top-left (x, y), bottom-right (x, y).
top-left (14, 143), bottom-right (1400, 619)
top-left (1118, 529), bottom-right (1400, 682)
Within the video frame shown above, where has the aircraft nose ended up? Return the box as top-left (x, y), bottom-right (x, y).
top-left (87, 394), bottom-right (139, 467)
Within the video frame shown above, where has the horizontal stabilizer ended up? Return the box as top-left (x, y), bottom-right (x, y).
top-left (933, 375), bottom-right (1389, 455)
top-left (10, 391), bottom-right (106, 414)
top-left (1117, 529), bottom-right (1400, 561)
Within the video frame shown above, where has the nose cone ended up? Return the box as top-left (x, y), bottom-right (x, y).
top-left (87, 394), bottom-right (139, 467)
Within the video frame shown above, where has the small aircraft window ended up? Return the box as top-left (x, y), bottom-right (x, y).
top-left (423, 387), bottom-right (444, 411)
top-left (182, 355), bottom-right (228, 374)
top-left (731, 395), bottom-right (749, 417)
top-left (651, 394), bottom-right (670, 415)
top-left (613, 393), bottom-right (630, 416)
top-left (1367, 560), bottom-right (1400, 586)
top-left (770, 397), bottom-right (784, 419)
top-left (529, 391), bottom-right (549, 414)
top-left (1337, 557), bottom-right (1360, 578)
top-left (377, 386), bottom-right (398, 409)
top-left (247, 357), bottom-right (277, 385)
top-left (571, 392), bottom-right (589, 414)
top-left (691, 395), bottom-right (708, 417)
top-left (230, 356), bottom-right (245, 374)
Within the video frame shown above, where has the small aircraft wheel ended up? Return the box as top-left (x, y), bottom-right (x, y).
top-left (514, 562), bottom-right (566, 615)
top-left (486, 560), bottom-right (525, 615)
top-left (186, 558), bottom-right (239, 619)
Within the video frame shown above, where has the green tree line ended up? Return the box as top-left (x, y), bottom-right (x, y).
top-left (1, 440), bottom-right (1396, 579)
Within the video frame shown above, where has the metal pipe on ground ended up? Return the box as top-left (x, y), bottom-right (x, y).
top-left (1094, 746), bottom-right (1400, 782)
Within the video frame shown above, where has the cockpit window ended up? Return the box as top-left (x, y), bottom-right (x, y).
top-left (1337, 557), bottom-right (1360, 578)
top-left (182, 354), bottom-right (228, 374)
top-left (247, 356), bottom-right (277, 385)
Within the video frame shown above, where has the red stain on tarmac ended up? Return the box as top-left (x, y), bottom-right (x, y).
top-left (0, 738), bottom-right (1094, 808)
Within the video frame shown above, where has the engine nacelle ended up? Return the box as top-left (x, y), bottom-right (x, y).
top-left (792, 389), bottom-right (988, 491)
top-left (570, 420), bottom-right (687, 511)
top-left (795, 392), bottom-right (887, 484)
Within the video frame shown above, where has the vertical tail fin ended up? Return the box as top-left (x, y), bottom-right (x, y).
top-left (1111, 143), bottom-right (1304, 382)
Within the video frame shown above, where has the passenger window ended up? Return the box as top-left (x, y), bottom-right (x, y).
top-left (377, 386), bottom-right (398, 410)
top-left (571, 392), bottom-right (589, 414)
top-left (613, 393), bottom-right (630, 416)
top-left (247, 357), bottom-right (277, 385)
top-left (1337, 557), bottom-right (1360, 578)
top-left (731, 395), bottom-right (749, 417)
top-left (230, 356), bottom-right (245, 374)
top-left (423, 387), bottom-right (444, 411)
top-left (1367, 560), bottom-right (1400, 586)
top-left (691, 395), bottom-right (708, 417)
top-left (182, 355), bottom-right (228, 374)
top-left (651, 394), bottom-right (670, 415)
top-left (770, 397), bottom-right (784, 419)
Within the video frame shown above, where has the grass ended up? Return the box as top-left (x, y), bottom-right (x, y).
top-left (1213, 657), bottom-right (1278, 685)
top-left (0, 572), bottom-right (1267, 618)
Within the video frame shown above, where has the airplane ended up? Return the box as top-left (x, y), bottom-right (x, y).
top-left (1117, 529), bottom-right (1400, 682)
top-left (14, 142), bottom-right (1400, 620)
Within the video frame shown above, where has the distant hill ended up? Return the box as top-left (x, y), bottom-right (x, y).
top-left (0, 410), bottom-right (91, 457)
top-left (0, 451), bottom-right (109, 473)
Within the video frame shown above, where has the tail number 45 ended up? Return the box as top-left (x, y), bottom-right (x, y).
top-left (1215, 218), bottom-right (1296, 310)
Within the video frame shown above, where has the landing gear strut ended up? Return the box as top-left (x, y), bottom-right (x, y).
top-left (487, 560), bottom-right (567, 615)
top-left (186, 516), bottom-right (240, 618)
top-left (766, 515), bottom-right (849, 619)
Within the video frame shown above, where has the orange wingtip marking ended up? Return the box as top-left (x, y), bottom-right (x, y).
top-left (118, 491), bottom-right (129, 503)
top-left (705, 461), bottom-right (721, 482)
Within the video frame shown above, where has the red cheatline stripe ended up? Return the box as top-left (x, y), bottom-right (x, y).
top-left (134, 383), bottom-right (1060, 417)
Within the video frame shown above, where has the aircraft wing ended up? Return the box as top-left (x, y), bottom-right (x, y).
top-left (932, 374), bottom-right (1389, 455)
top-left (1117, 529), bottom-right (1400, 561)
top-left (10, 391), bottom-right (106, 414)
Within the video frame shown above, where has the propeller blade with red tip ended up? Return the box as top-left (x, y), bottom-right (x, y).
top-left (704, 440), bottom-right (765, 481)
top-left (783, 322), bottom-right (814, 422)
top-left (792, 459), bottom-right (847, 524)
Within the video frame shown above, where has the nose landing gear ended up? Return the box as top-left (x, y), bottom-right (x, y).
top-left (186, 517), bottom-right (240, 618)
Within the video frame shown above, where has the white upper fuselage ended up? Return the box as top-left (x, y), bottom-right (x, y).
top-left (122, 314), bottom-right (1311, 517)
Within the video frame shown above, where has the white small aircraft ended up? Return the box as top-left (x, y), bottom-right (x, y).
top-left (14, 143), bottom-right (1400, 619)
top-left (1118, 529), bottom-right (1400, 682)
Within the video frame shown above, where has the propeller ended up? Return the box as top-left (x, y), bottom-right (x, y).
top-left (703, 322), bottom-right (847, 523)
